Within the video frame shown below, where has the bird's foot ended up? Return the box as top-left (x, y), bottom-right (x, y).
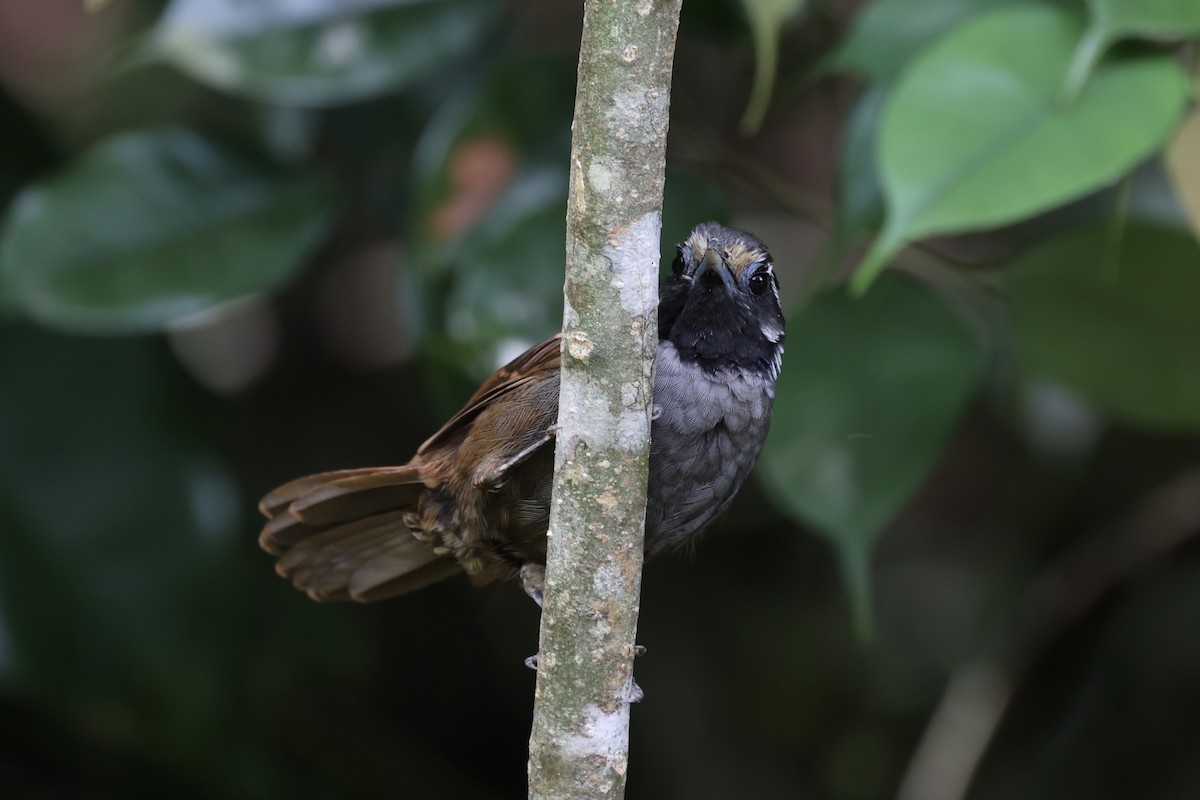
top-left (520, 652), bottom-right (643, 705)
top-left (524, 646), bottom-right (645, 701)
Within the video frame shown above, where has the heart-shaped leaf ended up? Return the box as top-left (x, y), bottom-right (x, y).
top-left (0, 128), bottom-right (332, 334)
top-left (853, 5), bottom-right (1189, 293)
top-left (758, 276), bottom-right (986, 634)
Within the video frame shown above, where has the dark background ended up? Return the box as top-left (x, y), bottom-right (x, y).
top-left (1, 1), bottom-right (1198, 798)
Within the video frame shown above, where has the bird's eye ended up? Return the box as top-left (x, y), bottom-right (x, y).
top-left (748, 269), bottom-right (771, 296)
top-left (671, 248), bottom-right (686, 277)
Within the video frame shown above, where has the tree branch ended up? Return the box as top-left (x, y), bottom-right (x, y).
top-left (527, 1), bottom-right (682, 798)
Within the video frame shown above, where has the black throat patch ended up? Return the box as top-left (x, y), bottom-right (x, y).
top-left (658, 276), bottom-right (781, 376)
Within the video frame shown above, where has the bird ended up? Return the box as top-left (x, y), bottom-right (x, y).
top-left (258, 222), bottom-right (785, 606)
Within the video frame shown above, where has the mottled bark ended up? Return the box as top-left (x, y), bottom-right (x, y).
top-left (526, 1), bottom-right (682, 799)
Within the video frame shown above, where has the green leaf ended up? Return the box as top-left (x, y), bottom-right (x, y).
top-left (853, 5), bottom-right (1189, 293)
top-left (738, 0), bottom-right (807, 134)
top-left (149, 0), bottom-right (494, 106)
top-left (827, 0), bottom-right (1021, 82)
top-left (1007, 225), bottom-right (1200, 431)
top-left (758, 276), bottom-right (986, 633)
top-left (0, 128), bottom-right (332, 334)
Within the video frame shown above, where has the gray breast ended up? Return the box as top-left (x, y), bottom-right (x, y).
top-left (644, 341), bottom-right (776, 555)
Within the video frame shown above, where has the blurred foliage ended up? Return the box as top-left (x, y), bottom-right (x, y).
top-left (0, 1), bottom-right (1198, 799)
top-left (1007, 224), bottom-right (1200, 431)
top-left (759, 274), bottom-right (986, 636)
top-left (145, 0), bottom-right (498, 106)
top-left (0, 128), bottom-right (333, 332)
top-left (850, 4), bottom-right (1189, 291)
top-left (739, 0), bottom-right (808, 133)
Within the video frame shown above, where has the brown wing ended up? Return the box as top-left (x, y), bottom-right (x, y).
top-left (258, 334), bottom-right (562, 602)
top-left (416, 334), bottom-right (562, 456)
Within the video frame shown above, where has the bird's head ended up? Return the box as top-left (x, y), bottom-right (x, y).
top-left (658, 222), bottom-right (785, 378)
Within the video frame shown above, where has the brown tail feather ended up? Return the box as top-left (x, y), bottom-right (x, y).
top-left (289, 467), bottom-right (425, 526)
top-left (274, 511), bottom-right (411, 575)
top-left (259, 511), bottom-right (309, 555)
top-left (258, 468), bottom-right (379, 516)
top-left (355, 558), bottom-right (465, 601)
top-left (278, 512), bottom-right (458, 602)
top-left (259, 467), bottom-right (460, 602)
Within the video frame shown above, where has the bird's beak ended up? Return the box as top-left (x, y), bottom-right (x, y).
top-left (698, 247), bottom-right (735, 290)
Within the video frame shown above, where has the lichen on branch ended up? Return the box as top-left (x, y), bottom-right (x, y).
top-left (526, 1), bottom-right (683, 799)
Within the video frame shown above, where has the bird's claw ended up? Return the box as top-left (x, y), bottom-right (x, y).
top-left (525, 651), bottom-right (644, 702)
top-left (520, 564), bottom-right (545, 608)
